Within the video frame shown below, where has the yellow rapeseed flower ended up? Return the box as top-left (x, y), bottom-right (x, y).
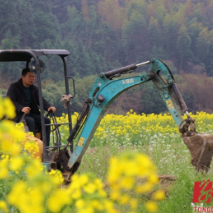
top-left (0, 158), bottom-right (9, 179)
top-left (38, 181), bottom-right (52, 194)
top-left (0, 201), bottom-right (8, 213)
top-left (7, 181), bottom-right (27, 205)
top-left (75, 199), bottom-right (85, 209)
top-left (94, 178), bottom-right (104, 190)
top-left (78, 206), bottom-right (94, 213)
top-left (48, 170), bottom-right (64, 185)
top-left (72, 189), bottom-right (82, 199)
top-left (119, 194), bottom-right (130, 205)
top-left (83, 183), bottom-right (97, 194)
top-left (10, 156), bottom-right (24, 171)
top-left (152, 189), bottom-right (166, 200)
top-left (110, 190), bottom-right (120, 200)
top-left (13, 129), bottom-right (26, 141)
top-left (148, 174), bottom-right (159, 184)
top-left (3, 97), bottom-right (16, 119)
top-left (79, 174), bottom-right (89, 185)
top-left (47, 190), bottom-right (72, 213)
top-left (135, 182), bottom-right (153, 193)
top-left (29, 188), bottom-right (44, 206)
top-left (119, 177), bottom-right (135, 190)
top-left (91, 200), bottom-right (104, 211)
top-left (0, 104), bottom-right (3, 119)
top-left (1, 141), bottom-right (22, 156)
top-left (145, 201), bottom-right (158, 212)
top-left (129, 198), bottom-right (138, 210)
top-left (24, 141), bottom-right (39, 156)
top-left (0, 168), bottom-right (9, 179)
top-left (98, 189), bottom-right (107, 197)
top-left (25, 159), bottom-right (43, 178)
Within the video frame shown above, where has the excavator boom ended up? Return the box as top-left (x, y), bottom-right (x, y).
top-left (50, 58), bottom-right (213, 181)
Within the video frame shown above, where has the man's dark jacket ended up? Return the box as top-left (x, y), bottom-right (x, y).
top-left (7, 78), bottom-right (51, 122)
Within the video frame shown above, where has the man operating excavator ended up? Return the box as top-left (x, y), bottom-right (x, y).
top-left (7, 68), bottom-right (56, 147)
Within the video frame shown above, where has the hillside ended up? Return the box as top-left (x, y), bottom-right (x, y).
top-left (0, 0), bottom-right (213, 79)
top-left (1, 0), bottom-right (213, 115)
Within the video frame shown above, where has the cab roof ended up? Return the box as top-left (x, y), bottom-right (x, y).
top-left (0, 49), bottom-right (70, 62)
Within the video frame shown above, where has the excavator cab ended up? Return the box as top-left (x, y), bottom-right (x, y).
top-left (0, 49), bottom-right (75, 163)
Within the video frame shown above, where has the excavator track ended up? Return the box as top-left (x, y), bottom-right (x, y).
top-left (48, 148), bottom-right (75, 183)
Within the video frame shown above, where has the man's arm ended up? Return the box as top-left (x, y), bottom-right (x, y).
top-left (7, 84), bottom-right (24, 113)
top-left (43, 98), bottom-right (56, 113)
top-left (42, 97), bottom-right (51, 111)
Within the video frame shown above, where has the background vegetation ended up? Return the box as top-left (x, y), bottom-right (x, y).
top-left (1, 0), bottom-right (213, 115)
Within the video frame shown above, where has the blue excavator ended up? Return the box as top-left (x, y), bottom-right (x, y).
top-left (59, 57), bottom-right (213, 182)
top-left (0, 49), bottom-right (213, 182)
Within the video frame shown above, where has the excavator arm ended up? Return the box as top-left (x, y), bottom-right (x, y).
top-left (51, 58), bottom-right (213, 182)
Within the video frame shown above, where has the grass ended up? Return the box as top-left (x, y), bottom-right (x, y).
top-left (76, 134), bottom-right (213, 213)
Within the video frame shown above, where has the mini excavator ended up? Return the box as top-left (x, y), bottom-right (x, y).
top-left (1, 49), bottom-right (213, 182)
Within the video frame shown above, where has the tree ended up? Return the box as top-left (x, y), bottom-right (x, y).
top-left (0, 31), bottom-right (22, 80)
top-left (185, 0), bottom-right (193, 18)
top-left (0, 1), bottom-right (19, 41)
top-left (98, 0), bottom-right (127, 31)
top-left (122, 11), bottom-right (147, 63)
top-left (177, 74), bottom-right (213, 113)
top-left (156, 3), bottom-right (167, 25)
top-left (163, 14), bottom-right (179, 54)
top-left (125, 0), bottom-right (146, 18)
top-left (176, 25), bottom-right (192, 71)
top-left (148, 17), bottom-right (159, 47)
top-left (195, 28), bottom-right (211, 64)
top-left (81, 0), bottom-right (90, 20)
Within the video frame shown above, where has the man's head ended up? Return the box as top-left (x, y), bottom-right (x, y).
top-left (21, 68), bottom-right (35, 87)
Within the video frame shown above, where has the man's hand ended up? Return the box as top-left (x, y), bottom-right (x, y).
top-left (48, 106), bottom-right (56, 113)
top-left (21, 107), bottom-right (31, 114)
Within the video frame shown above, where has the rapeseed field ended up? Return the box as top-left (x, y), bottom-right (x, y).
top-left (0, 96), bottom-right (213, 212)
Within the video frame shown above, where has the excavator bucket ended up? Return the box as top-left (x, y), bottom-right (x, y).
top-left (180, 118), bottom-right (213, 173)
top-left (183, 134), bottom-right (213, 173)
